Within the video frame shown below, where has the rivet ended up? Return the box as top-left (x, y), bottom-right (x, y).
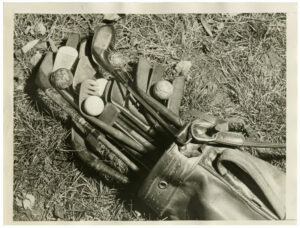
top-left (158, 181), bottom-right (168, 189)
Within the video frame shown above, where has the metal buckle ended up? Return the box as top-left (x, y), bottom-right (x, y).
top-left (190, 118), bottom-right (216, 143)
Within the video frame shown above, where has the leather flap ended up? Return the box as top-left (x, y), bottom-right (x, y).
top-left (217, 149), bottom-right (285, 219)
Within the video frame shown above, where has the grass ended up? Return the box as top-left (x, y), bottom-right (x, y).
top-left (13, 13), bottom-right (286, 221)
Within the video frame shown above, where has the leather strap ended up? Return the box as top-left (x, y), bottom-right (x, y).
top-left (213, 132), bottom-right (286, 148)
top-left (190, 119), bottom-right (285, 148)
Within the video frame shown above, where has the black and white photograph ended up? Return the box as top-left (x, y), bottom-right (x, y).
top-left (3, 2), bottom-right (298, 224)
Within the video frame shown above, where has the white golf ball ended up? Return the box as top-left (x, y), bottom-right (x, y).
top-left (95, 78), bottom-right (108, 97)
top-left (153, 80), bottom-right (173, 100)
top-left (83, 96), bottom-right (104, 116)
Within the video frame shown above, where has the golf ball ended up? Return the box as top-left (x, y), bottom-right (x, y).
top-left (83, 96), bottom-right (104, 116)
top-left (153, 80), bottom-right (173, 100)
top-left (95, 78), bottom-right (108, 97)
top-left (50, 68), bottom-right (73, 89)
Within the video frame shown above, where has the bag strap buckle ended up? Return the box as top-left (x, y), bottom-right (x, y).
top-left (190, 119), bottom-right (285, 148)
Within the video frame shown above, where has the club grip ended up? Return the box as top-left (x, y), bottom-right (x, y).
top-left (72, 131), bottom-right (129, 184)
top-left (86, 131), bottom-right (140, 172)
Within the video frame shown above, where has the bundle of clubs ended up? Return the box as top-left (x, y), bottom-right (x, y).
top-left (35, 24), bottom-right (285, 184)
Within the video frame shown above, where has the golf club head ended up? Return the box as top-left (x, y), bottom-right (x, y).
top-left (53, 33), bottom-right (80, 72)
top-left (79, 79), bottom-right (103, 113)
top-left (79, 38), bottom-right (88, 58)
top-left (91, 26), bottom-right (182, 140)
top-left (71, 126), bottom-right (129, 184)
top-left (167, 61), bottom-right (191, 116)
top-left (134, 58), bottom-right (170, 135)
top-left (66, 33), bottom-right (81, 49)
top-left (167, 76), bottom-right (185, 116)
top-left (109, 80), bottom-right (150, 127)
top-left (147, 63), bottom-right (169, 106)
top-left (73, 39), bottom-right (97, 93)
top-left (98, 102), bottom-right (120, 126)
top-left (135, 57), bottom-right (151, 92)
top-left (101, 107), bottom-right (145, 147)
top-left (35, 51), bottom-right (54, 90)
top-left (147, 63), bottom-right (164, 95)
top-left (91, 25), bottom-right (115, 72)
top-left (110, 80), bottom-right (127, 105)
top-left (53, 46), bottom-right (78, 71)
top-left (98, 90), bottom-right (151, 149)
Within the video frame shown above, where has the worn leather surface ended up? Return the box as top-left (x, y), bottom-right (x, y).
top-left (216, 148), bottom-right (285, 219)
top-left (138, 143), bottom-right (285, 220)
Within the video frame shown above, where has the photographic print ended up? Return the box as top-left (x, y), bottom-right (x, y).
top-left (3, 2), bottom-right (297, 225)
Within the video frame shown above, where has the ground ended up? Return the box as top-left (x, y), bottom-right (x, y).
top-left (13, 14), bottom-right (286, 221)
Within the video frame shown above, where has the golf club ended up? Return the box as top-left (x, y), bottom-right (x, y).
top-left (91, 25), bottom-right (187, 146)
top-left (167, 75), bottom-right (186, 116)
top-left (76, 79), bottom-right (147, 153)
top-left (111, 113), bottom-right (158, 152)
top-left (167, 61), bottom-right (192, 115)
top-left (34, 51), bottom-right (54, 90)
top-left (73, 39), bottom-right (96, 93)
top-left (99, 102), bottom-right (157, 154)
top-left (106, 80), bottom-right (156, 138)
top-left (90, 29), bottom-right (152, 128)
top-left (46, 88), bottom-right (140, 172)
top-left (71, 47), bottom-right (155, 156)
top-left (35, 42), bottom-right (141, 172)
top-left (71, 124), bottom-right (129, 184)
top-left (50, 33), bottom-right (146, 153)
top-left (135, 57), bottom-right (167, 134)
top-left (147, 63), bottom-right (164, 98)
top-left (135, 57), bottom-right (150, 93)
top-left (52, 33), bottom-right (80, 71)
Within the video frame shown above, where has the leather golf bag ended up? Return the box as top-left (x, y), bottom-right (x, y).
top-left (39, 30), bottom-right (285, 221)
top-left (138, 143), bottom-right (285, 220)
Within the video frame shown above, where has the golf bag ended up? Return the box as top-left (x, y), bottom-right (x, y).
top-left (138, 142), bottom-right (285, 220)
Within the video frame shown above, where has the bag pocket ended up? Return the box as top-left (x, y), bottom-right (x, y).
top-left (216, 148), bottom-right (285, 219)
top-left (138, 143), bottom-right (285, 220)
